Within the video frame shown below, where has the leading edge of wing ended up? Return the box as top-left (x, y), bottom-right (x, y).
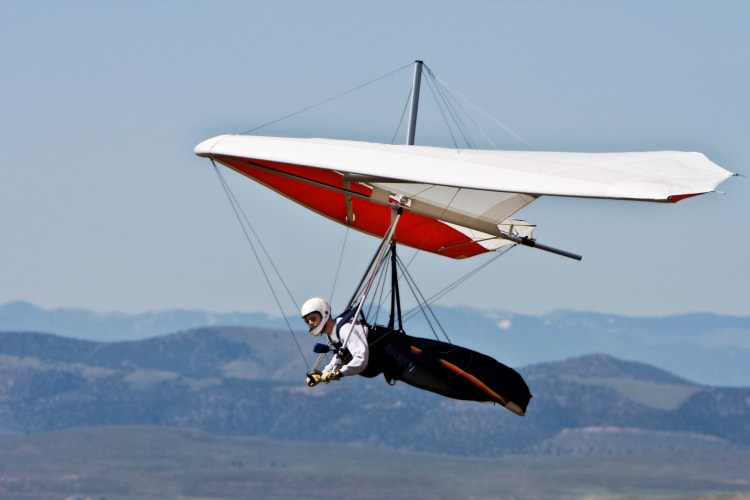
top-left (195, 135), bottom-right (735, 202)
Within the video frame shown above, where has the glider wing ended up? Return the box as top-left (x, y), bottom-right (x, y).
top-left (195, 134), bottom-right (733, 259)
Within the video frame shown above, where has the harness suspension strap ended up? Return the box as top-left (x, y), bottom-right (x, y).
top-left (388, 242), bottom-right (403, 331)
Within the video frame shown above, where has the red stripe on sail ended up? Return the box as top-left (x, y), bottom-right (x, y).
top-left (217, 156), bottom-right (491, 259)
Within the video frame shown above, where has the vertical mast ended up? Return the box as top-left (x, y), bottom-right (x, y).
top-left (406, 60), bottom-right (423, 146)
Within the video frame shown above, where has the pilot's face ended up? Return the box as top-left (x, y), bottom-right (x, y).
top-left (303, 312), bottom-right (322, 332)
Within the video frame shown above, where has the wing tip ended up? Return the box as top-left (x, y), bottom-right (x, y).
top-left (667, 192), bottom-right (705, 203)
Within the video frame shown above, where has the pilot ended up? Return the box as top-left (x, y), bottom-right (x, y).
top-left (300, 297), bottom-right (369, 386)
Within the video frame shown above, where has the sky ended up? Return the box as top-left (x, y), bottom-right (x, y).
top-left (1, 0), bottom-right (747, 319)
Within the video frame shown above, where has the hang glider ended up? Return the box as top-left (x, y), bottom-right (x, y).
top-left (195, 134), bottom-right (734, 260)
top-left (194, 61), bottom-right (734, 416)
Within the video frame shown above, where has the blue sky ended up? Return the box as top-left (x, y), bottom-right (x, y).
top-left (1, 0), bottom-right (747, 318)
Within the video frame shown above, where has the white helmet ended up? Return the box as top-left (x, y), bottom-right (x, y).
top-left (300, 297), bottom-right (331, 337)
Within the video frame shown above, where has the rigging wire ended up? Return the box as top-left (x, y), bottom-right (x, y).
top-left (431, 75), bottom-right (487, 149)
top-left (211, 161), bottom-right (310, 370)
top-left (243, 63), bottom-right (413, 135)
top-left (402, 246), bottom-right (513, 323)
top-left (420, 73), bottom-right (461, 150)
top-left (429, 70), bottom-right (532, 147)
top-left (423, 67), bottom-right (475, 149)
top-left (364, 244), bottom-right (450, 343)
top-left (368, 243), bottom-right (514, 330)
top-left (396, 254), bottom-right (451, 343)
top-left (328, 224), bottom-right (351, 306)
top-left (390, 86), bottom-right (413, 144)
top-left (369, 259), bottom-right (392, 326)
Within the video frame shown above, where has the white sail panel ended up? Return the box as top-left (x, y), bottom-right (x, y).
top-left (195, 135), bottom-right (734, 202)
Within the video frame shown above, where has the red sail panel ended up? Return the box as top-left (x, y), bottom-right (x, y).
top-left (217, 155), bottom-right (491, 259)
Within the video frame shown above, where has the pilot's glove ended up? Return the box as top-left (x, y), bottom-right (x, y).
top-left (321, 370), bottom-right (341, 383)
top-left (306, 372), bottom-right (322, 387)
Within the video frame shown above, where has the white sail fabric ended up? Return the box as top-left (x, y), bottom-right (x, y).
top-left (195, 135), bottom-right (734, 202)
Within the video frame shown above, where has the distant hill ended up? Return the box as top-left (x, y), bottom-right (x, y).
top-left (0, 300), bottom-right (283, 340)
top-left (2, 300), bottom-right (749, 386)
top-left (0, 328), bottom-right (748, 458)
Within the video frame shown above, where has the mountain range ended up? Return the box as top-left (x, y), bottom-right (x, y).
top-left (2, 300), bottom-right (749, 386)
top-left (1, 325), bottom-right (748, 458)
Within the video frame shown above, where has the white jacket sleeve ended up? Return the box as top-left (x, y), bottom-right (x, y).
top-left (327, 322), bottom-right (368, 377)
